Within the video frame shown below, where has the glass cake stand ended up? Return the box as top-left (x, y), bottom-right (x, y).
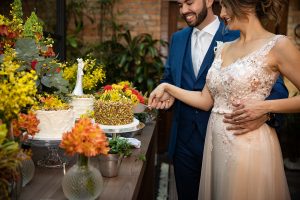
top-left (25, 137), bottom-right (66, 168)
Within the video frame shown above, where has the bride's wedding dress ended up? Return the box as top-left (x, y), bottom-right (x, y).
top-left (199, 35), bottom-right (291, 200)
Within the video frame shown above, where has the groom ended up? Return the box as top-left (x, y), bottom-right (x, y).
top-left (152, 0), bottom-right (288, 199)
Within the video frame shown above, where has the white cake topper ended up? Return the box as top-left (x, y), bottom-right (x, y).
top-left (72, 58), bottom-right (84, 96)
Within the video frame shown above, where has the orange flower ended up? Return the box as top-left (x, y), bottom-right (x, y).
top-left (60, 118), bottom-right (109, 157)
top-left (13, 112), bottom-right (40, 141)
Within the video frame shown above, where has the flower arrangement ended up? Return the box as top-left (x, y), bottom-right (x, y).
top-left (60, 117), bottom-right (109, 157)
top-left (12, 112), bottom-right (40, 141)
top-left (0, 0), bottom-right (23, 53)
top-left (0, 0), bottom-right (69, 96)
top-left (0, 45), bottom-right (37, 124)
top-left (96, 81), bottom-right (145, 105)
top-left (63, 55), bottom-right (106, 94)
top-left (33, 94), bottom-right (71, 111)
top-left (0, 121), bottom-right (21, 199)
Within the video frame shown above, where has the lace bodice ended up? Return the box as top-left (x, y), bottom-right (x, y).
top-left (207, 35), bottom-right (283, 114)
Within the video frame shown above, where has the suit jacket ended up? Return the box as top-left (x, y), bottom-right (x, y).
top-left (161, 21), bottom-right (288, 159)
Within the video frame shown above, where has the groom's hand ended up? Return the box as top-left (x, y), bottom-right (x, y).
top-left (154, 93), bottom-right (175, 109)
top-left (223, 102), bottom-right (268, 135)
top-left (224, 114), bottom-right (268, 135)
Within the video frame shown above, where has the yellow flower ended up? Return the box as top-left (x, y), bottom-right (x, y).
top-left (63, 57), bottom-right (106, 93)
top-left (0, 52), bottom-right (37, 121)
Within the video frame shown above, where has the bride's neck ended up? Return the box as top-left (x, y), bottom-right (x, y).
top-left (238, 16), bottom-right (271, 44)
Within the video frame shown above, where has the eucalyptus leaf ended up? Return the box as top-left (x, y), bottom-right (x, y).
top-left (15, 38), bottom-right (39, 61)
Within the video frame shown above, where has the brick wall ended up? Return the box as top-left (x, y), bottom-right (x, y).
top-left (287, 0), bottom-right (300, 48)
top-left (80, 0), bottom-right (165, 44)
top-left (285, 0), bottom-right (300, 96)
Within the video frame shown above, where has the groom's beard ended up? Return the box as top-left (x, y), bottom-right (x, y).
top-left (182, 4), bottom-right (208, 27)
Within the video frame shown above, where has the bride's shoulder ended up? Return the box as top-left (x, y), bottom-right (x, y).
top-left (272, 35), bottom-right (296, 52)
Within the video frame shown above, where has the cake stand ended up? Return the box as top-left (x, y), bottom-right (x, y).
top-left (98, 118), bottom-right (140, 138)
top-left (25, 136), bottom-right (66, 168)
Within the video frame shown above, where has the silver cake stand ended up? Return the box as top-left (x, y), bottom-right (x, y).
top-left (25, 137), bottom-right (66, 168)
top-left (98, 118), bottom-right (142, 138)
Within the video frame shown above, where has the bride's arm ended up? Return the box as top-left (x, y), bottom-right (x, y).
top-left (230, 37), bottom-right (300, 121)
top-left (148, 83), bottom-right (214, 111)
top-left (265, 37), bottom-right (300, 113)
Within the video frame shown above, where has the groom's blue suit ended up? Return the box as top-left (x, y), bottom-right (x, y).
top-left (161, 21), bottom-right (288, 200)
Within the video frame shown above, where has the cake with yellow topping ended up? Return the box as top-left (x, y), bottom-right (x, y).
top-left (94, 81), bottom-right (144, 125)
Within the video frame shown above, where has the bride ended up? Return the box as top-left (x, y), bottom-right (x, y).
top-left (149, 0), bottom-right (300, 199)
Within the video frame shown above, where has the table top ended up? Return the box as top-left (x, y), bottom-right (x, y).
top-left (19, 121), bottom-right (156, 200)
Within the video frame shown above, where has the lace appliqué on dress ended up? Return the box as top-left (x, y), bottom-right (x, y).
top-left (206, 35), bottom-right (284, 163)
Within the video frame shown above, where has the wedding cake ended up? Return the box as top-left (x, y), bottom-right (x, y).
top-left (94, 100), bottom-right (133, 125)
top-left (71, 96), bottom-right (94, 119)
top-left (34, 109), bottom-right (75, 140)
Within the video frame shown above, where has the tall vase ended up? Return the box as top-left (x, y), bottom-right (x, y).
top-left (19, 150), bottom-right (35, 187)
top-left (8, 165), bottom-right (22, 200)
top-left (62, 154), bottom-right (103, 200)
top-left (9, 121), bottom-right (35, 187)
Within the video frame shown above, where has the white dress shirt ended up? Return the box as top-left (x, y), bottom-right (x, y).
top-left (191, 16), bottom-right (220, 76)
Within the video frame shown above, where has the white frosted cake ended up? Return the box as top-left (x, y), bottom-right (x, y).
top-left (35, 109), bottom-right (75, 140)
top-left (71, 97), bottom-right (94, 119)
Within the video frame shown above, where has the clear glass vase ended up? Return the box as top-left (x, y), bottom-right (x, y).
top-left (62, 154), bottom-right (103, 200)
top-left (20, 155), bottom-right (35, 187)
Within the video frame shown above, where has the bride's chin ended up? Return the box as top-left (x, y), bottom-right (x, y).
top-left (226, 25), bottom-right (238, 31)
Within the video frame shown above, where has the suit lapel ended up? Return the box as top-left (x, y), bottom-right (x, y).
top-left (174, 28), bottom-right (193, 86)
top-left (196, 22), bottom-right (225, 79)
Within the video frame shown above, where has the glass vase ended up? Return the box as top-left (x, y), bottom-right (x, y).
top-left (20, 153), bottom-right (35, 187)
top-left (8, 165), bottom-right (22, 200)
top-left (62, 154), bottom-right (103, 200)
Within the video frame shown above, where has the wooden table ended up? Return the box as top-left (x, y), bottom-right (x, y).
top-left (20, 121), bottom-right (157, 200)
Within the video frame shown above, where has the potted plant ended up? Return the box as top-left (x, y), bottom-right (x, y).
top-left (98, 136), bottom-right (133, 177)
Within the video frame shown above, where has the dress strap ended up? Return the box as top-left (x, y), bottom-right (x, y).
top-left (256, 35), bottom-right (285, 57)
top-left (214, 41), bottom-right (226, 58)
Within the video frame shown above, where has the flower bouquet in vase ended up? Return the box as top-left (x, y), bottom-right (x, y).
top-left (60, 117), bottom-right (109, 200)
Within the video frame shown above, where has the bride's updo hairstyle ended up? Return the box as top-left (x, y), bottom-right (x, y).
top-left (221, 0), bottom-right (287, 25)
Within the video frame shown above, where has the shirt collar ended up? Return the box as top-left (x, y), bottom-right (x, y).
top-left (193, 16), bottom-right (220, 36)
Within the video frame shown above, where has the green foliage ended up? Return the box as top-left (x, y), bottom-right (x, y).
top-left (23, 12), bottom-right (43, 38)
top-left (14, 38), bottom-right (69, 94)
top-left (11, 0), bottom-right (23, 22)
top-left (95, 29), bottom-right (168, 93)
top-left (65, 0), bottom-right (168, 94)
top-left (136, 154), bottom-right (146, 162)
top-left (108, 136), bottom-right (132, 157)
top-left (66, 0), bottom-right (97, 59)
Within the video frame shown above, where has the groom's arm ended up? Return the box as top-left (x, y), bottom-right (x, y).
top-left (265, 75), bottom-right (289, 129)
top-left (223, 75), bottom-right (288, 135)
